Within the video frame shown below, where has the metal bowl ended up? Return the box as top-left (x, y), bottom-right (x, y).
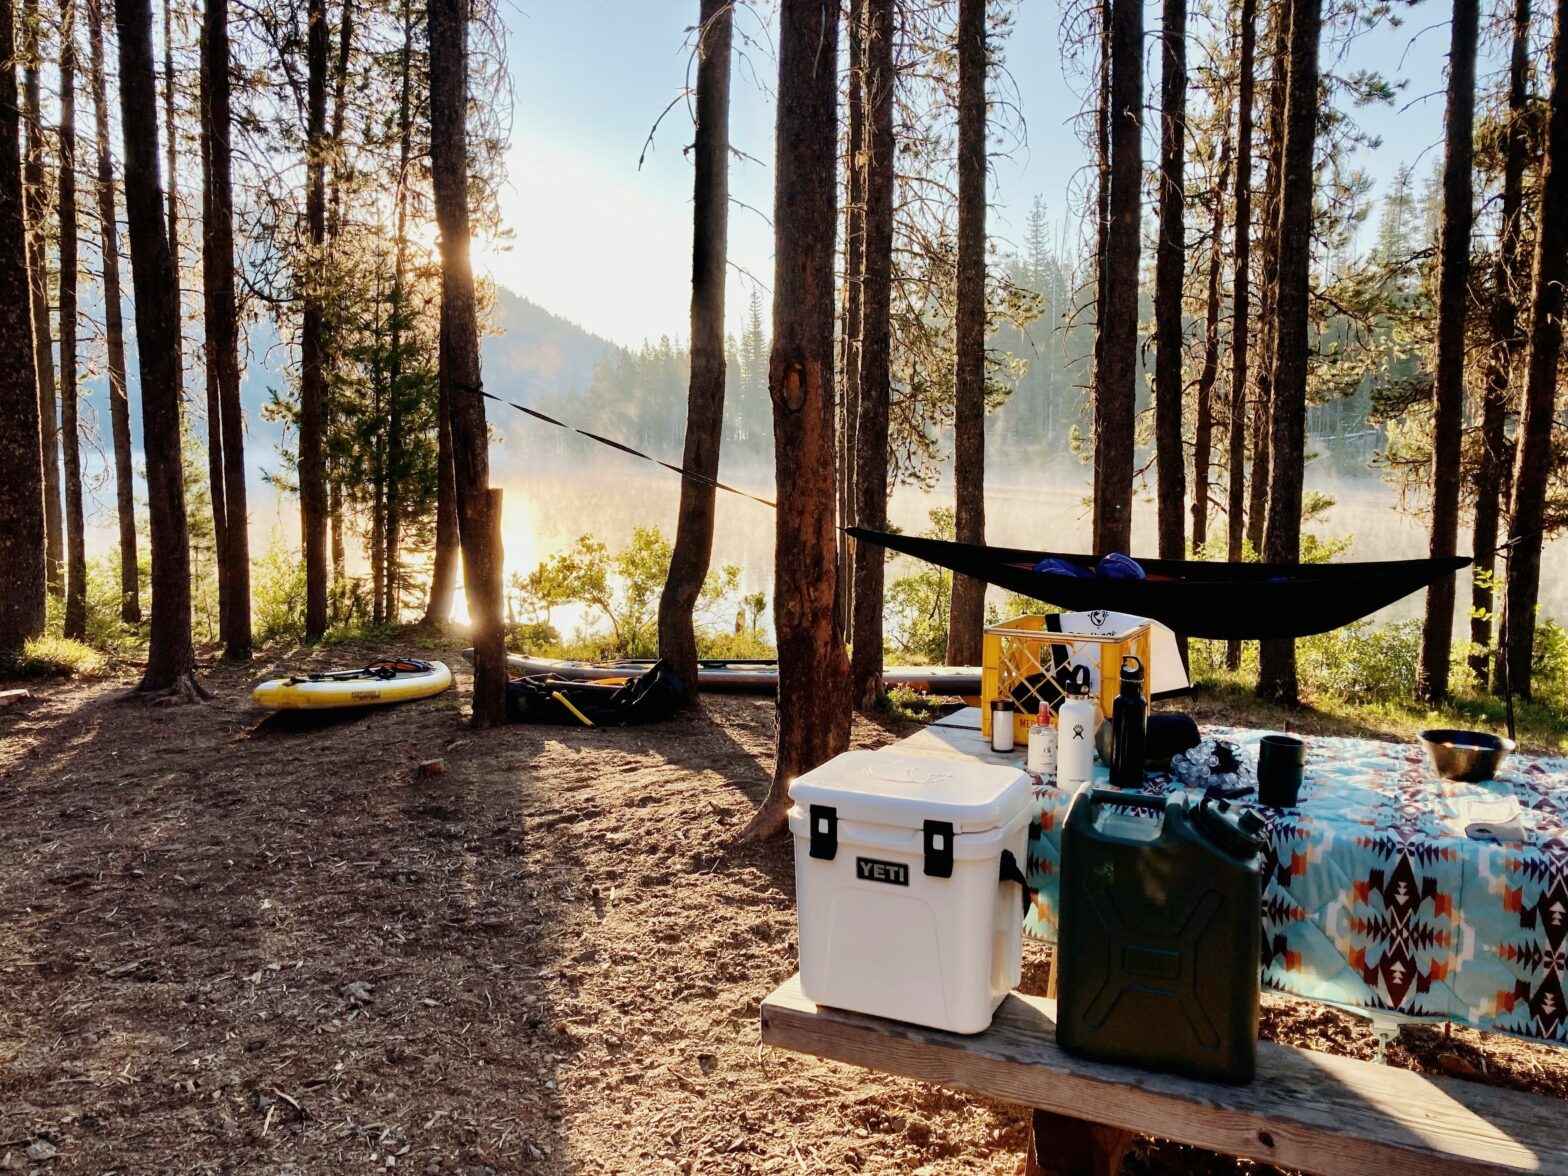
top-left (1418, 729), bottom-right (1516, 783)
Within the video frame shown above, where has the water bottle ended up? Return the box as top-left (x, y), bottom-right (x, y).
top-left (1056, 670), bottom-right (1097, 788)
top-left (1109, 655), bottom-right (1148, 789)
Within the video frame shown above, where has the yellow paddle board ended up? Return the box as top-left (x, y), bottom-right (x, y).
top-left (253, 659), bottom-right (453, 710)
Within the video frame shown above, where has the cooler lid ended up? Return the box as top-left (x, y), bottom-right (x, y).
top-left (788, 749), bottom-right (1032, 833)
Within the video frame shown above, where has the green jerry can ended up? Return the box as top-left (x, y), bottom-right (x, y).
top-left (1055, 788), bottom-right (1266, 1083)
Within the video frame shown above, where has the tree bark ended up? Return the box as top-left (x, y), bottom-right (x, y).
top-left (1224, 0), bottom-right (1256, 670)
top-left (161, 0), bottom-right (187, 414)
top-left (423, 373), bottom-right (459, 625)
top-left (429, 0), bottom-right (505, 727)
top-left (1092, 0), bottom-right (1142, 554)
top-left (836, 0), bottom-right (864, 644)
top-left (744, 0), bottom-right (849, 840)
top-left (1472, 0), bottom-right (1529, 687)
top-left (1504, 0), bottom-right (1568, 700)
top-left (201, 0), bottom-right (249, 658)
top-left (385, 0), bottom-right (413, 625)
top-left (299, 0), bottom-right (329, 638)
top-left (1191, 127), bottom-right (1230, 549)
top-left (1416, 0), bottom-right (1479, 703)
top-left (88, 0), bottom-right (140, 623)
top-left (1246, 3), bottom-right (1289, 560)
top-left (658, 0), bottom-right (732, 705)
top-left (116, 0), bottom-right (197, 691)
top-left (947, 0), bottom-right (988, 666)
top-left (849, 0), bottom-right (892, 709)
top-left (1153, 0), bottom-right (1187, 561)
top-left (1090, 0), bottom-right (1110, 466)
top-left (59, 0), bottom-right (89, 640)
top-left (0, 0), bottom-right (47, 653)
top-left (21, 0), bottom-right (63, 599)
top-left (1257, 0), bottom-right (1321, 705)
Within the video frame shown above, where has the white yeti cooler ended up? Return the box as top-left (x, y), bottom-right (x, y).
top-left (787, 749), bottom-right (1033, 1034)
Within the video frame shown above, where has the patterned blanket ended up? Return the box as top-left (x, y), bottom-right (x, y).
top-left (1020, 728), bottom-right (1568, 1045)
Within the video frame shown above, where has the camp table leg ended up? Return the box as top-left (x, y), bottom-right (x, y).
top-left (1025, 1111), bottom-right (1133, 1176)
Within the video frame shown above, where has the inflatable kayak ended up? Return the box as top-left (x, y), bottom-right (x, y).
top-left (462, 650), bottom-right (982, 701)
top-left (253, 658), bottom-right (453, 711)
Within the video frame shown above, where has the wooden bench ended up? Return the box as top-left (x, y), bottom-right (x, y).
top-left (761, 973), bottom-right (1568, 1176)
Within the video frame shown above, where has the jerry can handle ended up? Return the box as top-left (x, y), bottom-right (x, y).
top-left (998, 849), bottom-right (1033, 915)
top-left (1083, 787), bottom-right (1166, 813)
top-left (1067, 788), bottom-right (1175, 847)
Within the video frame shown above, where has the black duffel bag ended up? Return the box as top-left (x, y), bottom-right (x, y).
top-left (505, 658), bottom-right (686, 726)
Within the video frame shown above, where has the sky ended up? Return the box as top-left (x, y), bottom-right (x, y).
top-left (477, 0), bottom-right (1456, 355)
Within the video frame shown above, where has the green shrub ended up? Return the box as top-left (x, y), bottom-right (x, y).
top-left (0, 635), bottom-right (107, 679)
top-left (252, 539), bottom-right (308, 641)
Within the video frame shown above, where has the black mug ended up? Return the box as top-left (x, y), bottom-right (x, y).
top-left (1257, 734), bottom-right (1306, 807)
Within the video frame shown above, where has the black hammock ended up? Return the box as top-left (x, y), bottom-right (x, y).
top-left (846, 527), bottom-right (1471, 641)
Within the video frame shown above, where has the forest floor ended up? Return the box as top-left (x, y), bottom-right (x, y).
top-left (3, 639), bottom-right (1566, 1175)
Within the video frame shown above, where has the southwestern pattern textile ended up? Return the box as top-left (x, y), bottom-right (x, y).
top-left (1023, 729), bottom-right (1568, 1046)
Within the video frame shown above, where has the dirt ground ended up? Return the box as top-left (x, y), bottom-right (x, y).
top-left (3, 642), bottom-right (1565, 1175)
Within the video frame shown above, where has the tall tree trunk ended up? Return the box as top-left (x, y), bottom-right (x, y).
top-left (1091, 0), bottom-right (1110, 449)
top-left (1191, 127), bottom-right (1230, 549)
top-left (201, 0), bottom-right (249, 658)
top-left (385, 0), bottom-right (412, 625)
top-left (1257, 0), bottom-right (1321, 704)
top-left (836, 0), bottom-right (865, 643)
top-left (744, 0), bottom-right (849, 840)
top-left (429, 0), bottom-right (504, 727)
top-left (947, 0), bottom-right (988, 665)
top-left (116, 0), bottom-right (197, 692)
top-left (22, 0), bottom-right (63, 598)
top-left (1472, 0), bottom-right (1530, 686)
top-left (423, 377), bottom-right (458, 625)
top-left (161, 0), bottom-right (186, 407)
top-left (299, 0), bottom-right (329, 637)
top-left (196, 18), bottom-right (229, 645)
top-left (1417, 0), bottom-right (1478, 703)
top-left (1153, 0), bottom-right (1187, 561)
top-left (60, 0), bottom-right (89, 640)
top-left (328, 471), bottom-right (345, 586)
top-left (89, 0), bottom-right (139, 623)
top-left (849, 0), bottom-right (892, 708)
top-left (1092, 0), bottom-right (1142, 554)
top-left (658, 0), bottom-right (732, 705)
top-left (1247, 4), bottom-right (1289, 559)
top-left (0, 0), bottom-right (47, 652)
top-left (1504, 0), bottom-right (1568, 700)
top-left (1224, 0), bottom-right (1256, 670)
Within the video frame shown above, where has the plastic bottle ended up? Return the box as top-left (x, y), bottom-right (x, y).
top-left (1109, 654), bottom-right (1148, 788)
top-left (1028, 702), bottom-right (1057, 778)
top-left (1057, 677), bottom-right (1097, 788)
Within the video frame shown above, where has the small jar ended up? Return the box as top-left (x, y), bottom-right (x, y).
top-left (991, 699), bottom-right (1016, 753)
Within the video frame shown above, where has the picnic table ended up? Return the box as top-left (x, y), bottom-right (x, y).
top-left (897, 708), bottom-right (1568, 1047)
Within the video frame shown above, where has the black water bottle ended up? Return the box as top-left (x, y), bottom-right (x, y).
top-left (1109, 655), bottom-right (1148, 788)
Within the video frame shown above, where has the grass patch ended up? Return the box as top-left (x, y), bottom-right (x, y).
top-left (878, 684), bottom-right (947, 724)
top-left (0, 636), bottom-right (109, 680)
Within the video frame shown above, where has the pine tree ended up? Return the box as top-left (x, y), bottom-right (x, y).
top-left (947, 0), bottom-right (988, 666)
top-left (1093, 0), bottom-right (1142, 553)
top-left (1504, 0), bottom-right (1568, 699)
top-left (1224, 0), bottom-right (1256, 670)
top-left (1257, 0), bottom-right (1322, 704)
top-left (116, 0), bottom-right (198, 693)
top-left (429, 0), bottom-right (505, 726)
top-left (0, 0), bottom-right (46, 652)
top-left (299, 0), bottom-right (329, 637)
top-left (87, 0), bottom-right (139, 623)
top-left (60, 0), bottom-right (89, 640)
top-left (201, 0), bottom-right (250, 658)
top-left (1415, 0), bottom-right (1478, 703)
top-left (744, 0), bottom-right (849, 840)
top-left (1153, 0), bottom-right (1188, 561)
top-left (849, 0), bottom-right (892, 708)
top-left (659, 0), bottom-right (732, 704)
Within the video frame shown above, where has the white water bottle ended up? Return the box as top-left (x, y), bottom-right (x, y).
top-left (1057, 685), bottom-right (1097, 788)
top-left (1027, 703), bottom-right (1057, 778)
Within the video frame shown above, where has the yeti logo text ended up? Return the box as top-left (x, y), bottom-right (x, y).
top-left (855, 857), bottom-right (909, 886)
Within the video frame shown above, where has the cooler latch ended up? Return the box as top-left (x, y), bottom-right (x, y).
top-left (808, 805), bottom-right (838, 860)
top-left (923, 820), bottom-right (954, 878)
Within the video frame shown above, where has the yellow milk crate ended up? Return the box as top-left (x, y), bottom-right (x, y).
top-left (980, 614), bottom-right (1153, 745)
